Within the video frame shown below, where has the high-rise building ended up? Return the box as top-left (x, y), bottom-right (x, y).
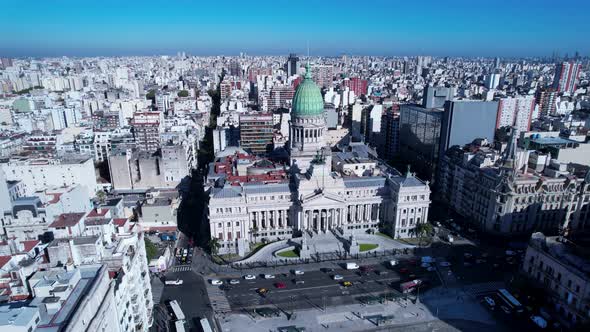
top-left (268, 85), bottom-right (295, 110)
top-left (240, 114), bottom-right (274, 155)
top-left (552, 61), bottom-right (581, 94)
top-left (247, 67), bottom-right (272, 83)
top-left (535, 89), bottom-right (558, 117)
top-left (220, 80), bottom-right (232, 100)
top-left (343, 77), bottom-right (368, 96)
top-left (440, 100), bottom-right (499, 157)
top-left (380, 105), bottom-right (401, 160)
top-left (496, 95), bottom-right (535, 134)
top-left (229, 60), bottom-right (241, 77)
top-left (312, 64), bottom-right (333, 88)
top-left (422, 86), bottom-right (455, 108)
top-left (131, 112), bottom-right (163, 152)
top-left (286, 53), bottom-right (299, 77)
top-left (399, 104), bottom-right (443, 181)
top-left (485, 73), bottom-right (501, 89)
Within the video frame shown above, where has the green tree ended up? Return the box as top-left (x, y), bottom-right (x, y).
top-left (208, 237), bottom-right (221, 256)
top-left (144, 238), bottom-right (158, 261)
top-left (251, 227), bottom-right (259, 243)
top-left (410, 222), bottom-right (434, 246)
top-left (177, 90), bottom-right (189, 97)
top-left (96, 190), bottom-right (107, 205)
top-left (146, 89), bottom-right (156, 100)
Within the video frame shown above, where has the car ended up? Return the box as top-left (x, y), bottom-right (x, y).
top-left (210, 279), bottom-right (223, 286)
top-left (463, 253), bottom-right (473, 259)
top-left (500, 305), bottom-right (511, 315)
top-left (484, 296), bottom-right (496, 307)
top-left (345, 262), bottom-right (359, 270)
top-left (165, 279), bottom-right (183, 285)
top-left (341, 281), bottom-right (353, 287)
top-left (421, 263), bottom-right (431, 268)
top-left (292, 270), bottom-right (304, 275)
top-left (426, 266), bottom-right (436, 272)
top-left (321, 268), bottom-right (334, 273)
top-left (257, 288), bottom-right (269, 295)
top-left (463, 262), bottom-right (472, 267)
top-left (243, 274), bottom-right (256, 280)
top-left (388, 259), bottom-right (398, 267)
top-left (399, 267), bottom-right (409, 274)
top-left (332, 274), bottom-right (343, 280)
top-left (229, 279), bottom-right (240, 285)
top-left (439, 262), bottom-right (452, 267)
top-left (264, 274), bottom-right (275, 279)
top-left (274, 282), bottom-right (287, 289)
top-left (376, 270), bottom-right (388, 276)
top-left (475, 259), bottom-right (486, 264)
top-left (293, 279), bottom-right (305, 285)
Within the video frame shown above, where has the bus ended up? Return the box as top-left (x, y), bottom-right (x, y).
top-left (497, 289), bottom-right (524, 313)
top-left (168, 300), bottom-right (186, 321)
top-left (199, 318), bottom-right (213, 332)
top-left (174, 320), bottom-right (186, 332)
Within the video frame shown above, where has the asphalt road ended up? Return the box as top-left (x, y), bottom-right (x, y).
top-left (214, 260), bottom-right (439, 311)
top-left (160, 270), bottom-right (213, 331)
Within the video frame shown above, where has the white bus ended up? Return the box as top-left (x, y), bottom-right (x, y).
top-left (174, 320), bottom-right (186, 332)
top-left (168, 300), bottom-right (186, 321)
top-left (497, 289), bottom-right (524, 313)
top-left (200, 318), bottom-right (213, 332)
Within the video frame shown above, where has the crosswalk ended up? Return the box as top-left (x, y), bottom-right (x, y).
top-left (207, 284), bottom-right (232, 313)
top-left (172, 265), bottom-right (191, 272)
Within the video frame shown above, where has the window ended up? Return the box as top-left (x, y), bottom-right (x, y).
top-left (227, 222), bottom-right (231, 227)
top-left (236, 222), bottom-right (240, 226)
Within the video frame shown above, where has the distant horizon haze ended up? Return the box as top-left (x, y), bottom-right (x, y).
top-left (1, 0), bottom-right (589, 58)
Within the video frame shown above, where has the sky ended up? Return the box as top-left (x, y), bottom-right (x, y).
top-left (1, 0), bottom-right (589, 58)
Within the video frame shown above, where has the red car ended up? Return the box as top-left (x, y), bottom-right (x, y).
top-left (274, 282), bottom-right (287, 289)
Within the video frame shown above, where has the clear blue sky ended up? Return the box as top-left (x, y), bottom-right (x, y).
top-left (2, 0), bottom-right (589, 57)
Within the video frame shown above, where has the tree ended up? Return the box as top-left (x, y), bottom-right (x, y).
top-left (96, 190), bottom-right (107, 205)
top-left (177, 90), bottom-right (189, 97)
top-left (208, 237), bottom-right (221, 256)
top-left (251, 227), bottom-right (259, 243)
top-left (411, 222), bottom-right (434, 246)
top-left (144, 238), bottom-right (158, 261)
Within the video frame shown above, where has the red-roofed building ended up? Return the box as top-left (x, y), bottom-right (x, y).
top-left (49, 213), bottom-right (86, 238)
top-left (113, 218), bottom-right (130, 234)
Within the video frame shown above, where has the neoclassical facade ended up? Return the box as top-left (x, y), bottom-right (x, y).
top-left (208, 64), bottom-right (431, 256)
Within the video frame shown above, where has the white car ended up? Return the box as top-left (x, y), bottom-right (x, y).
top-left (333, 274), bottom-right (343, 280)
top-left (243, 274), bottom-right (256, 280)
top-left (210, 279), bottom-right (223, 286)
top-left (293, 270), bottom-right (305, 275)
top-left (165, 279), bottom-right (183, 285)
top-left (439, 262), bottom-right (452, 267)
top-left (484, 296), bottom-right (495, 307)
top-left (264, 274), bottom-right (276, 279)
top-left (229, 279), bottom-right (240, 285)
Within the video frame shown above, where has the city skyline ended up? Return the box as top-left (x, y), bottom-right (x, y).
top-left (2, 0), bottom-right (589, 57)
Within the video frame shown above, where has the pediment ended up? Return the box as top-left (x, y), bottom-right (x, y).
top-left (301, 191), bottom-right (345, 206)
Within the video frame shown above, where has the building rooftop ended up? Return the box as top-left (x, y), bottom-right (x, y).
top-left (0, 305), bottom-right (39, 328)
top-left (529, 232), bottom-right (590, 280)
top-left (49, 213), bottom-right (85, 228)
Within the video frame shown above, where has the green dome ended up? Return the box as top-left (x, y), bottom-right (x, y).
top-left (292, 63), bottom-right (324, 117)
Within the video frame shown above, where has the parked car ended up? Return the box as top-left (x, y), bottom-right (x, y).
top-left (341, 281), bottom-right (353, 287)
top-left (229, 279), bottom-right (240, 285)
top-left (274, 282), bottom-right (287, 289)
top-left (292, 270), bottom-right (305, 275)
top-left (264, 274), bottom-right (276, 279)
top-left (243, 274), bottom-right (256, 280)
top-left (210, 279), bottom-right (223, 286)
top-left (332, 274), bottom-right (343, 280)
top-left (500, 305), bottom-right (511, 315)
top-left (388, 259), bottom-right (398, 267)
top-left (484, 296), bottom-right (496, 308)
top-left (321, 268), bottom-right (334, 273)
top-left (376, 270), bottom-right (388, 276)
top-left (293, 279), bottom-right (305, 285)
top-left (439, 262), bottom-right (452, 267)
